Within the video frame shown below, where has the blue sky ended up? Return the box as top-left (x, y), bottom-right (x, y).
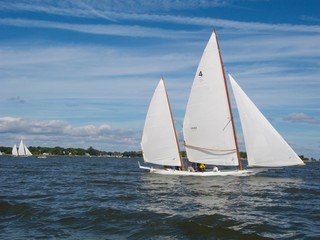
top-left (0, 0), bottom-right (319, 158)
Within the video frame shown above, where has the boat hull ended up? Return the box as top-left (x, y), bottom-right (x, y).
top-left (138, 162), bottom-right (266, 176)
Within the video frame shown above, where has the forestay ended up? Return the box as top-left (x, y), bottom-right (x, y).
top-left (229, 74), bottom-right (304, 167)
top-left (141, 78), bottom-right (182, 167)
top-left (183, 32), bottom-right (238, 166)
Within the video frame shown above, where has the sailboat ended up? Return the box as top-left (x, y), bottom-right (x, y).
top-left (12, 139), bottom-right (33, 157)
top-left (139, 31), bottom-right (304, 176)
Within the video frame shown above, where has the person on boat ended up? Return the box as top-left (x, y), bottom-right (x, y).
top-left (187, 165), bottom-right (195, 172)
top-left (213, 166), bottom-right (219, 172)
top-left (187, 162), bottom-right (195, 172)
top-left (187, 166), bottom-right (195, 172)
top-left (198, 163), bottom-right (206, 172)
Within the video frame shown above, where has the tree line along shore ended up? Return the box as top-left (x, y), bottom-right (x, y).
top-left (0, 146), bottom-right (318, 161)
top-left (0, 146), bottom-right (140, 158)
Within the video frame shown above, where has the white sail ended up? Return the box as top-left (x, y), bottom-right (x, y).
top-left (12, 144), bottom-right (18, 156)
top-left (24, 145), bottom-right (33, 156)
top-left (141, 78), bottom-right (182, 167)
top-left (229, 74), bottom-right (304, 167)
top-left (17, 139), bottom-right (32, 156)
top-left (183, 31), bottom-right (238, 166)
top-left (18, 140), bottom-right (25, 156)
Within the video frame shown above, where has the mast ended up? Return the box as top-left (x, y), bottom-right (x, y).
top-left (214, 30), bottom-right (243, 170)
top-left (162, 77), bottom-right (185, 170)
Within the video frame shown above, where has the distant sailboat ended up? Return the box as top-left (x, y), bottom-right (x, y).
top-left (139, 31), bottom-right (304, 176)
top-left (13, 140), bottom-right (32, 157)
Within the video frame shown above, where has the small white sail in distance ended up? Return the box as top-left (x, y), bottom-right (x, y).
top-left (18, 139), bottom-right (33, 156)
top-left (12, 144), bottom-right (18, 156)
top-left (18, 140), bottom-right (25, 156)
top-left (229, 74), bottom-right (304, 167)
top-left (24, 144), bottom-right (32, 156)
top-left (140, 78), bottom-right (182, 167)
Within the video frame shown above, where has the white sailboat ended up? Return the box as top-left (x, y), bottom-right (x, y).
top-left (139, 31), bottom-right (304, 176)
top-left (12, 144), bottom-right (18, 156)
top-left (17, 139), bottom-right (32, 157)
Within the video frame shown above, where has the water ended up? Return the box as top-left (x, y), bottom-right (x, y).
top-left (0, 156), bottom-right (319, 239)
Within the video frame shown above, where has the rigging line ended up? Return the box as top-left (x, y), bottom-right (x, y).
top-left (184, 143), bottom-right (237, 152)
top-left (223, 119), bottom-right (232, 131)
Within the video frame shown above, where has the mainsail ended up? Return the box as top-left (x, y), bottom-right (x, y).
top-left (183, 31), bottom-right (239, 166)
top-left (229, 74), bottom-right (304, 167)
top-left (141, 78), bottom-right (182, 167)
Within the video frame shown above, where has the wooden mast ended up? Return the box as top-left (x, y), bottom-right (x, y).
top-left (162, 77), bottom-right (185, 170)
top-left (214, 30), bottom-right (243, 170)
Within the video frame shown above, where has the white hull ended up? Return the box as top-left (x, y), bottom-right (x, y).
top-left (138, 162), bottom-right (266, 176)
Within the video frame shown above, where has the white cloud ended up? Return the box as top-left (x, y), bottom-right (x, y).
top-left (0, 18), bottom-right (201, 38)
top-left (0, 43), bottom-right (196, 126)
top-left (2, 0), bottom-right (319, 36)
top-left (0, 0), bottom-right (230, 16)
top-left (283, 113), bottom-right (320, 125)
top-left (0, 117), bottom-right (140, 151)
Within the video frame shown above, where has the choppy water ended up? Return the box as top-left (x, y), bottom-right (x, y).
top-left (0, 156), bottom-right (319, 239)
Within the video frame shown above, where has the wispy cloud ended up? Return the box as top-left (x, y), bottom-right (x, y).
top-left (1, 0), bottom-right (320, 35)
top-left (0, 18), bottom-right (201, 39)
top-left (283, 113), bottom-right (320, 125)
top-left (300, 15), bottom-right (320, 23)
top-left (0, 0), bottom-right (231, 16)
top-left (1, 15), bottom-right (320, 38)
top-left (2, 0), bottom-right (319, 36)
top-left (1, 18), bottom-right (318, 129)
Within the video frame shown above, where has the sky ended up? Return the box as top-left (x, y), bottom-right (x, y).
top-left (0, 0), bottom-right (319, 158)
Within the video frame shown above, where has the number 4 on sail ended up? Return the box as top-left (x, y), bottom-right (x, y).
top-left (139, 31), bottom-right (304, 176)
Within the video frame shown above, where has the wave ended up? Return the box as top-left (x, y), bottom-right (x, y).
top-left (0, 200), bottom-right (35, 220)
